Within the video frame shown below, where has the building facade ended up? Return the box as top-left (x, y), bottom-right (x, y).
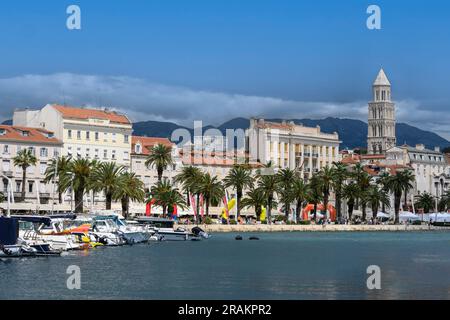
top-left (367, 69), bottom-right (397, 154)
top-left (386, 144), bottom-right (450, 198)
top-left (247, 119), bottom-right (341, 179)
top-left (0, 125), bottom-right (63, 205)
top-left (131, 136), bottom-right (179, 191)
top-left (13, 104), bottom-right (133, 169)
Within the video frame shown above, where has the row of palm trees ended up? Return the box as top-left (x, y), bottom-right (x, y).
top-left (7, 144), bottom-right (433, 225)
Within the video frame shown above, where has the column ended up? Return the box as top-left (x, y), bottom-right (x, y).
top-left (301, 144), bottom-right (305, 178)
top-left (289, 143), bottom-right (295, 169)
top-left (280, 142), bottom-right (285, 168)
top-left (273, 141), bottom-right (279, 167)
top-left (309, 145), bottom-right (313, 174)
top-left (317, 145), bottom-right (321, 170)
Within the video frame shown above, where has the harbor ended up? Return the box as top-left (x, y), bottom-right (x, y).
top-left (2, 231), bottom-right (450, 300)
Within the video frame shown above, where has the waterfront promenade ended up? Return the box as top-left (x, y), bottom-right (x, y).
top-left (194, 224), bottom-right (447, 233)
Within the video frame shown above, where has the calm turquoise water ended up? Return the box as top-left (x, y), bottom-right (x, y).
top-left (1, 232), bottom-right (450, 300)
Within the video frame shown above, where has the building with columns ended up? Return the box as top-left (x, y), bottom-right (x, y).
top-left (247, 119), bottom-right (341, 179)
top-left (367, 69), bottom-right (397, 154)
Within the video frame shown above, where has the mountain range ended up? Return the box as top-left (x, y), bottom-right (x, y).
top-left (132, 117), bottom-right (450, 151)
top-left (3, 117), bottom-right (449, 150)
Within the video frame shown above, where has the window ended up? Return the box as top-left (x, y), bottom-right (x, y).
top-left (104, 133), bottom-right (108, 142)
top-left (54, 149), bottom-right (60, 158)
top-left (2, 160), bottom-right (10, 171)
top-left (68, 147), bottom-right (73, 156)
top-left (28, 147), bottom-right (36, 156)
top-left (124, 151), bottom-right (129, 160)
top-left (112, 150), bottom-right (116, 160)
top-left (40, 148), bottom-right (48, 158)
top-left (3, 145), bottom-right (9, 154)
top-left (86, 148), bottom-right (90, 158)
top-left (28, 182), bottom-right (34, 193)
top-left (103, 150), bottom-right (108, 159)
top-left (77, 131), bottom-right (81, 140)
top-left (40, 163), bottom-right (47, 175)
top-left (16, 182), bottom-right (21, 193)
top-left (95, 149), bottom-right (99, 159)
top-left (124, 135), bottom-right (129, 143)
top-left (77, 148), bottom-right (82, 159)
top-left (112, 133), bottom-right (117, 143)
top-left (86, 131), bottom-right (90, 140)
top-left (68, 130), bottom-right (72, 139)
top-left (135, 144), bottom-right (142, 154)
top-left (95, 132), bottom-right (99, 141)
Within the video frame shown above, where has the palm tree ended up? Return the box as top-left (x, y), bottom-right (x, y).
top-left (223, 165), bottom-right (253, 219)
top-left (44, 155), bottom-right (72, 204)
top-left (292, 177), bottom-right (308, 222)
top-left (114, 172), bottom-right (145, 219)
top-left (60, 158), bottom-right (93, 213)
top-left (401, 170), bottom-right (415, 209)
top-left (387, 170), bottom-right (415, 224)
top-left (0, 192), bottom-right (5, 203)
top-left (316, 166), bottom-right (334, 217)
top-left (13, 149), bottom-right (37, 201)
top-left (351, 163), bottom-right (366, 209)
top-left (377, 171), bottom-right (391, 213)
top-left (438, 190), bottom-right (450, 212)
top-left (241, 187), bottom-right (266, 221)
top-left (306, 175), bottom-right (323, 221)
top-left (150, 180), bottom-right (186, 217)
top-left (145, 143), bottom-right (173, 182)
top-left (276, 168), bottom-right (296, 219)
top-left (358, 173), bottom-right (372, 222)
top-left (343, 182), bottom-right (359, 222)
top-left (256, 163), bottom-right (277, 224)
top-left (331, 162), bottom-right (348, 221)
top-left (174, 166), bottom-right (202, 204)
top-left (415, 192), bottom-right (434, 213)
top-left (366, 185), bottom-right (390, 218)
top-left (90, 162), bottom-right (125, 210)
top-left (196, 173), bottom-right (224, 217)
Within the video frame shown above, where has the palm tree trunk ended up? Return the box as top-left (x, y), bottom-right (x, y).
top-left (206, 199), bottom-right (210, 217)
top-left (348, 202), bottom-right (354, 222)
top-left (323, 192), bottom-right (329, 216)
top-left (362, 204), bottom-right (367, 222)
top-left (106, 192), bottom-right (112, 210)
top-left (296, 199), bottom-right (302, 222)
top-left (236, 189), bottom-right (242, 219)
top-left (74, 189), bottom-right (84, 213)
top-left (336, 193), bottom-right (342, 220)
top-left (394, 193), bottom-right (401, 224)
top-left (313, 203), bottom-right (317, 221)
top-left (21, 167), bottom-right (27, 202)
top-left (121, 196), bottom-right (129, 219)
top-left (196, 193), bottom-right (200, 224)
top-left (267, 196), bottom-right (273, 224)
top-left (157, 167), bottom-right (163, 182)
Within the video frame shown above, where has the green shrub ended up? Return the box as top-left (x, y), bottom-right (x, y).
top-left (297, 220), bottom-right (311, 225)
top-left (202, 216), bottom-right (213, 225)
top-left (229, 219), bottom-right (237, 225)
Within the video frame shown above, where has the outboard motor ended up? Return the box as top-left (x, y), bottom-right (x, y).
top-left (191, 226), bottom-right (211, 239)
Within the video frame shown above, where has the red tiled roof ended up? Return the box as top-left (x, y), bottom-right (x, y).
top-left (52, 104), bottom-right (131, 125)
top-left (132, 136), bottom-right (173, 155)
top-left (0, 125), bottom-right (62, 145)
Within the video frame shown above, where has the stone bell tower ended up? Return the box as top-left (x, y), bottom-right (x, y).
top-left (367, 69), bottom-right (396, 154)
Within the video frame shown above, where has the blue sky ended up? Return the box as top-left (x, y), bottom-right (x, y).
top-left (0, 0), bottom-right (449, 139)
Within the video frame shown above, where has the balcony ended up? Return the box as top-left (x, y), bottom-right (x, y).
top-left (1, 171), bottom-right (13, 178)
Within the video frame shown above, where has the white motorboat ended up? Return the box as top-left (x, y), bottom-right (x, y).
top-left (92, 215), bottom-right (150, 244)
top-left (135, 217), bottom-right (201, 241)
top-left (91, 218), bottom-right (126, 246)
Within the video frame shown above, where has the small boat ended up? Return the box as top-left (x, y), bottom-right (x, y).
top-left (249, 236), bottom-right (260, 240)
top-left (90, 218), bottom-right (126, 246)
top-left (136, 217), bottom-right (198, 241)
top-left (93, 215), bottom-right (150, 245)
top-left (192, 226), bottom-right (211, 239)
top-left (1, 217), bottom-right (61, 258)
top-left (235, 235), bottom-right (243, 240)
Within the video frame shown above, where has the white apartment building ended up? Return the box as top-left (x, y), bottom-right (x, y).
top-left (0, 125), bottom-right (63, 206)
top-left (247, 119), bottom-right (341, 179)
top-left (386, 144), bottom-right (450, 198)
top-left (13, 104), bottom-right (133, 169)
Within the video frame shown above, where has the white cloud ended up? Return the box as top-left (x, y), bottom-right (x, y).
top-left (0, 73), bottom-right (448, 140)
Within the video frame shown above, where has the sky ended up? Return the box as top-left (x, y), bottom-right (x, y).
top-left (0, 0), bottom-right (449, 139)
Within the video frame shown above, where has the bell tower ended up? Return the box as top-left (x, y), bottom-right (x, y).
top-left (367, 69), bottom-right (396, 154)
